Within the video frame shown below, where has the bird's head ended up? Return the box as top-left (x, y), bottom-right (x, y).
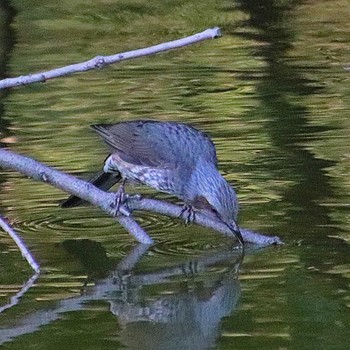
top-left (190, 165), bottom-right (243, 245)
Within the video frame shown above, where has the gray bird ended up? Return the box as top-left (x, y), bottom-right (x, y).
top-left (61, 120), bottom-right (243, 244)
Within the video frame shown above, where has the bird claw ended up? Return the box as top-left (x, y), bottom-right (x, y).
top-left (110, 184), bottom-right (128, 216)
top-left (180, 204), bottom-right (196, 225)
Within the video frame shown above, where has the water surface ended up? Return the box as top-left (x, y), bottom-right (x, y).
top-left (0, 0), bottom-right (349, 349)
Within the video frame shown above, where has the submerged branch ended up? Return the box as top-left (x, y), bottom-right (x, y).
top-left (0, 27), bottom-right (221, 89)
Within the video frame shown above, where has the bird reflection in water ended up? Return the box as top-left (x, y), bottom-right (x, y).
top-left (0, 241), bottom-right (243, 349)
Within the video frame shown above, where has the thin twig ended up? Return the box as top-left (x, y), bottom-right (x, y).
top-left (0, 27), bottom-right (221, 89)
top-left (0, 215), bottom-right (40, 273)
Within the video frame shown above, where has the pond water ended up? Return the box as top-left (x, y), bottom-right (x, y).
top-left (0, 0), bottom-right (349, 349)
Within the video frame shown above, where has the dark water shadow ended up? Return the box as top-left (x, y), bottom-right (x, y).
top-left (0, 1), bottom-right (16, 148)
top-left (220, 1), bottom-right (350, 346)
top-left (223, 0), bottom-right (350, 265)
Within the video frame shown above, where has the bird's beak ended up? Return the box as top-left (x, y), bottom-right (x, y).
top-left (225, 219), bottom-right (244, 247)
top-left (208, 209), bottom-right (244, 247)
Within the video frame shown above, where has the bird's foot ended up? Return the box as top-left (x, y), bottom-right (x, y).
top-left (115, 183), bottom-right (126, 211)
top-left (180, 204), bottom-right (196, 225)
top-left (110, 183), bottom-right (128, 216)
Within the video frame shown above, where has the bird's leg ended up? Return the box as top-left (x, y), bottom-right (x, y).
top-left (180, 204), bottom-right (196, 225)
top-left (111, 178), bottom-right (128, 216)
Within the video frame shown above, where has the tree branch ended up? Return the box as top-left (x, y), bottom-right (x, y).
top-left (0, 215), bottom-right (40, 273)
top-left (127, 197), bottom-right (282, 245)
top-left (0, 149), bottom-right (283, 245)
top-left (0, 27), bottom-right (221, 89)
top-left (0, 149), bottom-right (153, 244)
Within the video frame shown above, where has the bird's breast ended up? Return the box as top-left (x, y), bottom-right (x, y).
top-left (108, 153), bottom-right (178, 195)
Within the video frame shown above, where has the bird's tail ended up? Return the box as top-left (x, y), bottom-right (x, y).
top-left (60, 171), bottom-right (122, 208)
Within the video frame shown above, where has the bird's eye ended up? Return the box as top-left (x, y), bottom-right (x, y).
top-left (211, 208), bottom-right (219, 215)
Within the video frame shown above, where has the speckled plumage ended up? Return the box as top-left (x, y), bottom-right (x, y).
top-left (62, 120), bottom-right (242, 243)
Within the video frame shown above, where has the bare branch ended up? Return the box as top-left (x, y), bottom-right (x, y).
top-left (0, 149), bottom-right (283, 245)
top-left (0, 27), bottom-right (221, 89)
top-left (127, 197), bottom-right (282, 245)
top-left (0, 149), bottom-right (153, 244)
top-left (0, 215), bottom-right (40, 273)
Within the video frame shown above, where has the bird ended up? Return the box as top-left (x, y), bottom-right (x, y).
top-left (60, 120), bottom-right (243, 245)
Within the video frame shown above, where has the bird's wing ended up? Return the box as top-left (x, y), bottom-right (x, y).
top-left (91, 121), bottom-right (217, 169)
top-left (91, 121), bottom-right (177, 168)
